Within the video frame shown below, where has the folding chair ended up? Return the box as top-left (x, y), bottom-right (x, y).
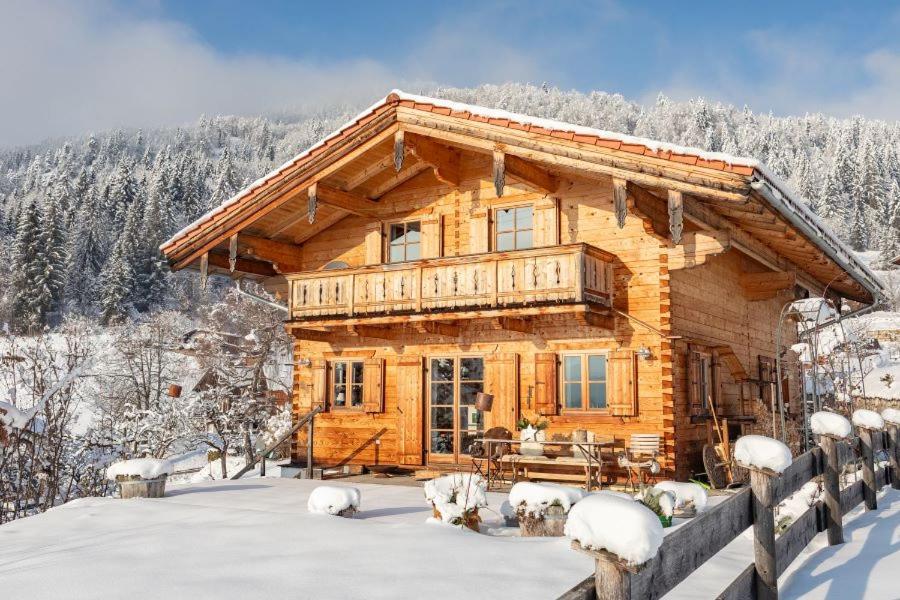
top-left (617, 434), bottom-right (661, 493)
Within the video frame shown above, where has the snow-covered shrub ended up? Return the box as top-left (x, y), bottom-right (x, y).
top-left (634, 487), bottom-right (676, 527)
top-left (652, 480), bottom-right (708, 513)
top-left (106, 458), bottom-right (174, 481)
top-left (734, 435), bottom-right (793, 473)
top-left (882, 407), bottom-right (900, 425)
top-left (509, 482), bottom-right (584, 517)
top-left (565, 493), bottom-right (664, 565)
top-left (424, 473), bottom-right (487, 530)
top-left (852, 409), bottom-right (884, 430)
top-left (810, 411), bottom-right (852, 438)
top-left (307, 486), bottom-right (360, 517)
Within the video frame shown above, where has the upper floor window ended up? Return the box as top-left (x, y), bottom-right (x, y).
top-left (495, 205), bottom-right (533, 251)
top-left (331, 360), bottom-right (364, 409)
top-left (561, 352), bottom-right (608, 411)
top-left (388, 221), bottom-right (421, 263)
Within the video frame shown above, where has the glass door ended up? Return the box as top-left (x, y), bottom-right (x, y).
top-left (428, 356), bottom-right (485, 463)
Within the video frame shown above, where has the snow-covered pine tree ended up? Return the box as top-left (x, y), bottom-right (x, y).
top-left (98, 200), bottom-right (142, 323)
top-left (10, 200), bottom-right (52, 331)
top-left (65, 188), bottom-right (105, 312)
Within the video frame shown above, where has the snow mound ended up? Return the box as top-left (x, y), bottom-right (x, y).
top-left (882, 408), bottom-right (900, 425)
top-left (424, 473), bottom-right (487, 523)
top-left (106, 458), bottom-right (174, 481)
top-left (509, 482), bottom-right (585, 516)
top-left (307, 486), bottom-right (361, 516)
top-left (734, 435), bottom-right (793, 473)
top-left (653, 481), bottom-right (708, 512)
top-left (564, 493), bottom-right (664, 565)
top-left (810, 411), bottom-right (852, 438)
top-left (852, 409), bottom-right (884, 430)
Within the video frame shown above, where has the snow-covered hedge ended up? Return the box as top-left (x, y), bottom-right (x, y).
top-left (106, 458), bottom-right (174, 481)
top-left (810, 411), bottom-right (852, 438)
top-left (424, 473), bottom-right (487, 526)
top-left (307, 486), bottom-right (361, 516)
top-left (852, 409), bottom-right (885, 430)
top-left (652, 481), bottom-right (708, 512)
top-left (734, 435), bottom-right (792, 473)
top-left (564, 493), bottom-right (664, 565)
top-left (508, 482), bottom-right (584, 517)
top-left (883, 408), bottom-right (900, 426)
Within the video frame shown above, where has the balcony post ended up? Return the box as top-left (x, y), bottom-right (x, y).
top-left (348, 274), bottom-right (355, 316)
top-left (574, 249), bottom-right (585, 303)
top-left (416, 266), bottom-right (423, 312)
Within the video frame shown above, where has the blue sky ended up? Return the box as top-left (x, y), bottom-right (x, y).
top-left (3, 0), bottom-right (900, 145)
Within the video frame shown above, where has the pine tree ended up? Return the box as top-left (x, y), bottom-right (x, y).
top-left (98, 200), bottom-right (142, 323)
top-left (66, 189), bottom-right (104, 312)
top-left (107, 158), bottom-right (139, 228)
top-left (10, 200), bottom-right (52, 331)
top-left (41, 195), bottom-right (68, 320)
top-left (209, 147), bottom-right (240, 209)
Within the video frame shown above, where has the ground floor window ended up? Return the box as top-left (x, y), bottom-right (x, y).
top-left (561, 352), bottom-right (608, 411)
top-left (331, 360), bottom-right (363, 409)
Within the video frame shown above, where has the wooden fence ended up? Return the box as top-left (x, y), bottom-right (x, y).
top-left (559, 423), bottom-right (900, 600)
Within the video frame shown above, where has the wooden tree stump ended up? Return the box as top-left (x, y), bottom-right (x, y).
top-left (819, 434), bottom-right (844, 546)
top-left (117, 475), bottom-right (167, 499)
top-left (572, 542), bottom-right (642, 600)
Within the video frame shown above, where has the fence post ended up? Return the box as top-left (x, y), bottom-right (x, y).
top-left (749, 468), bottom-right (778, 600)
top-left (857, 426), bottom-right (878, 511)
top-left (819, 435), bottom-right (844, 545)
top-left (888, 423), bottom-right (900, 491)
top-left (593, 551), bottom-right (633, 600)
top-left (307, 413), bottom-right (315, 480)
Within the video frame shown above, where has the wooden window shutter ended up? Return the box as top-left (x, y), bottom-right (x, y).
top-left (687, 348), bottom-right (703, 416)
top-left (533, 197), bottom-right (559, 247)
top-left (421, 215), bottom-right (443, 258)
top-left (470, 208), bottom-right (489, 254)
top-left (365, 222), bottom-right (383, 264)
top-left (309, 358), bottom-right (327, 410)
top-left (362, 358), bottom-right (385, 413)
top-left (533, 352), bottom-right (558, 416)
top-left (608, 350), bottom-right (637, 416)
top-left (485, 353), bottom-right (519, 430)
top-left (396, 356), bottom-right (424, 465)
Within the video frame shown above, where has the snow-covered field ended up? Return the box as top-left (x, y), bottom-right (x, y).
top-left (0, 479), bottom-right (896, 599)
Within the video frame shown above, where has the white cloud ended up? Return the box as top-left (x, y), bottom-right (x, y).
top-left (0, 0), bottom-right (404, 146)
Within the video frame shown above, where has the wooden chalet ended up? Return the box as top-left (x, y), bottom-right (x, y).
top-left (162, 91), bottom-right (885, 480)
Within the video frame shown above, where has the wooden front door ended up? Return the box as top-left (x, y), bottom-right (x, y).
top-left (427, 356), bottom-right (485, 464)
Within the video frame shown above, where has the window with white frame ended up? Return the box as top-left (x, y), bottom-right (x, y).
top-left (387, 221), bottom-right (421, 263)
top-left (494, 205), bottom-right (533, 251)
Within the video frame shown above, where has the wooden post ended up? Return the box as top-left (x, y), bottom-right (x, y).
top-left (260, 450), bottom-right (266, 477)
top-left (594, 552), bottom-right (631, 600)
top-left (888, 423), bottom-right (900, 491)
top-left (819, 435), bottom-right (844, 545)
top-left (307, 413), bottom-right (315, 480)
top-left (749, 468), bottom-right (778, 600)
top-left (858, 426), bottom-right (878, 511)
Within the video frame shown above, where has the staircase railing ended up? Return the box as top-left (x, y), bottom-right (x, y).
top-left (231, 405), bottom-right (324, 480)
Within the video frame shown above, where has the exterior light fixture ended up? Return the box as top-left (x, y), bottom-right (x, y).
top-left (636, 346), bottom-right (652, 361)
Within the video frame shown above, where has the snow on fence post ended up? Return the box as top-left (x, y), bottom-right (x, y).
top-left (883, 409), bottom-right (900, 491)
top-left (734, 435), bottom-right (792, 600)
top-left (810, 411), bottom-right (853, 546)
top-left (852, 410), bottom-right (884, 511)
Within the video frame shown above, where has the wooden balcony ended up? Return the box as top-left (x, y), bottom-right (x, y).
top-left (287, 244), bottom-right (615, 324)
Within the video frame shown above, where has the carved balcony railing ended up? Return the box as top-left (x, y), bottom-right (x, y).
top-left (287, 243), bottom-right (615, 321)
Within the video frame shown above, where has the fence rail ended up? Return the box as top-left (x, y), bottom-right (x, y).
top-left (560, 422), bottom-right (900, 600)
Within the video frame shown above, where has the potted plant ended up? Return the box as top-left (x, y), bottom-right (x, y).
top-left (106, 458), bottom-right (175, 499)
top-left (509, 481), bottom-right (584, 537)
top-left (424, 473), bottom-right (487, 531)
top-left (635, 486), bottom-right (676, 528)
top-left (517, 417), bottom-right (549, 457)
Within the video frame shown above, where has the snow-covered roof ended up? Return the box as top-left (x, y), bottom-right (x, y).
top-left (161, 90), bottom-right (885, 302)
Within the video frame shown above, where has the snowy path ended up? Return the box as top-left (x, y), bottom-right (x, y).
top-left (0, 478), bottom-right (593, 600)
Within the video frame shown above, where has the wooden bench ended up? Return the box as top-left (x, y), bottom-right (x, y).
top-left (500, 454), bottom-right (604, 488)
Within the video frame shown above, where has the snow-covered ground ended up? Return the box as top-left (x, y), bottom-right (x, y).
top-left (0, 479), bottom-right (896, 599)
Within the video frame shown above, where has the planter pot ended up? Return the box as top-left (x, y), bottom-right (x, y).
top-left (117, 475), bottom-right (167, 499)
top-left (519, 428), bottom-right (546, 457)
top-left (658, 514), bottom-right (673, 528)
top-left (518, 505), bottom-right (567, 537)
top-left (432, 505), bottom-right (481, 532)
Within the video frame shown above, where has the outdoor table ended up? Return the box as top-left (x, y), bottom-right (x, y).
top-left (473, 437), bottom-right (616, 491)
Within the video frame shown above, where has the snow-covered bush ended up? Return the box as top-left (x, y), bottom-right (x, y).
top-left (852, 409), bottom-right (885, 430)
top-left (810, 411), bottom-right (852, 438)
top-left (734, 435), bottom-right (793, 473)
top-left (307, 486), bottom-right (360, 517)
top-left (652, 481), bottom-right (708, 513)
top-left (106, 458), bottom-right (174, 481)
top-left (882, 407), bottom-right (900, 425)
top-left (508, 482), bottom-right (584, 517)
top-left (565, 493), bottom-right (664, 565)
top-left (424, 473), bottom-right (487, 530)
top-left (634, 487), bottom-right (676, 526)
